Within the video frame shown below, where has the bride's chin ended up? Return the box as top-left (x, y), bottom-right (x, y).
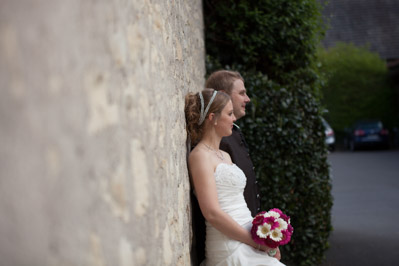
top-left (224, 129), bottom-right (232, 136)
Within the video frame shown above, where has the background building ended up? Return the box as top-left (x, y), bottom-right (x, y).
top-left (319, 0), bottom-right (399, 60)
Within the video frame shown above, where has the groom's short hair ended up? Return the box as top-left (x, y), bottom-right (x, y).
top-left (205, 70), bottom-right (244, 95)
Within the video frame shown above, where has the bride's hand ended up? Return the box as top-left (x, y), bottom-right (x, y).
top-left (274, 248), bottom-right (281, 260)
top-left (259, 246), bottom-right (281, 261)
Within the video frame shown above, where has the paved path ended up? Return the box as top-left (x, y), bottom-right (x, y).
top-left (320, 150), bottom-right (399, 266)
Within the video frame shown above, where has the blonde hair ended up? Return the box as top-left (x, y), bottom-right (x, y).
top-left (185, 89), bottom-right (230, 145)
top-left (205, 70), bottom-right (244, 95)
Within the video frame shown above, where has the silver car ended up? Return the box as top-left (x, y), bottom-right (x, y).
top-left (322, 118), bottom-right (335, 151)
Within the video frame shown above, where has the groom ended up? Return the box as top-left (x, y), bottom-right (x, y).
top-left (205, 70), bottom-right (261, 215)
top-left (192, 70), bottom-right (261, 264)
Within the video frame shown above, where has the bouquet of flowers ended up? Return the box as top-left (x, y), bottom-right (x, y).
top-left (251, 208), bottom-right (294, 249)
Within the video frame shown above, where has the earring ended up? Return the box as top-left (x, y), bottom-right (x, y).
top-left (214, 122), bottom-right (217, 125)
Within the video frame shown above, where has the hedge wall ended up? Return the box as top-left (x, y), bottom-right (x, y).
top-left (204, 1), bottom-right (333, 265)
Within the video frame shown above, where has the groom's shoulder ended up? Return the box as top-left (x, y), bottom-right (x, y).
top-left (220, 128), bottom-right (241, 149)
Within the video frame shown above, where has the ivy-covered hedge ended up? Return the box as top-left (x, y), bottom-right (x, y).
top-left (239, 70), bottom-right (332, 266)
top-left (205, 0), bottom-right (324, 83)
top-left (204, 1), bottom-right (333, 265)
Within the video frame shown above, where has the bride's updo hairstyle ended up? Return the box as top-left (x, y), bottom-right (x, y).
top-left (185, 88), bottom-right (230, 145)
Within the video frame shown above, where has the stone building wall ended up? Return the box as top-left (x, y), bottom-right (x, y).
top-left (0, 0), bottom-right (204, 265)
top-left (319, 0), bottom-right (399, 60)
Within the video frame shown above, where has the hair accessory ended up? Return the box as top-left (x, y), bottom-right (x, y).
top-left (198, 90), bottom-right (217, 125)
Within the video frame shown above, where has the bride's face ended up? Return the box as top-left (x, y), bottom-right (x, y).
top-left (215, 100), bottom-right (236, 136)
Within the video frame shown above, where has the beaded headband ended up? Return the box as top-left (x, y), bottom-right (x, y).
top-left (198, 90), bottom-right (218, 125)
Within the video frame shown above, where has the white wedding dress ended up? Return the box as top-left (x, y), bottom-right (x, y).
top-left (201, 163), bottom-right (285, 266)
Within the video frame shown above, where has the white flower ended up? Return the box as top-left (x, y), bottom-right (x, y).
top-left (264, 211), bottom-right (280, 219)
top-left (256, 223), bottom-right (271, 239)
top-left (270, 229), bottom-right (283, 242)
top-left (276, 218), bottom-right (288, 230)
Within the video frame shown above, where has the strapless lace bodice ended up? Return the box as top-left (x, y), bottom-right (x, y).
top-left (214, 163), bottom-right (247, 187)
top-left (214, 163), bottom-right (247, 188)
top-left (209, 163), bottom-right (252, 227)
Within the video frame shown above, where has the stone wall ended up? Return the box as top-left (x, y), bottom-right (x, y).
top-left (0, 0), bottom-right (205, 265)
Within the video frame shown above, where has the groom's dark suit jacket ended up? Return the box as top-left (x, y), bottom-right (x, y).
top-left (192, 124), bottom-right (261, 265)
top-left (220, 124), bottom-right (261, 216)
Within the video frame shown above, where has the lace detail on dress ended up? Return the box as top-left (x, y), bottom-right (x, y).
top-left (214, 163), bottom-right (247, 187)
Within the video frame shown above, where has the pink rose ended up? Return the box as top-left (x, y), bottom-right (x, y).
top-left (252, 215), bottom-right (264, 225)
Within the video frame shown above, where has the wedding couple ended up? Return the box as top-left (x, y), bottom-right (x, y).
top-left (185, 70), bottom-right (285, 265)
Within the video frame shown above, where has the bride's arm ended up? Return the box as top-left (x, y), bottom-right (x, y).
top-left (189, 152), bottom-right (259, 249)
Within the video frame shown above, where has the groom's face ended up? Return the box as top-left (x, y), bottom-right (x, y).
top-left (230, 79), bottom-right (250, 120)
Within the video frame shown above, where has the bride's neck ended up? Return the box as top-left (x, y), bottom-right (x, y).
top-left (200, 131), bottom-right (221, 150)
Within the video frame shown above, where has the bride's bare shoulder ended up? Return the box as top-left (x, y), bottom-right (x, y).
top-left (188, 146), bottom-right (213, 170)
top-left (189, 145), bottom-right (206, 162)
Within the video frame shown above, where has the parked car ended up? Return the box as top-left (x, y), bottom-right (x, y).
top-left (322, 118), bottom-right (335, 151)
top-left (393, 127), bottom-right (399, 148)
top-left (344, 120), bottom-right (390, 151)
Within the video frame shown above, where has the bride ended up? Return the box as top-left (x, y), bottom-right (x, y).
top-left (185, 89), bottom-right (285, 266)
